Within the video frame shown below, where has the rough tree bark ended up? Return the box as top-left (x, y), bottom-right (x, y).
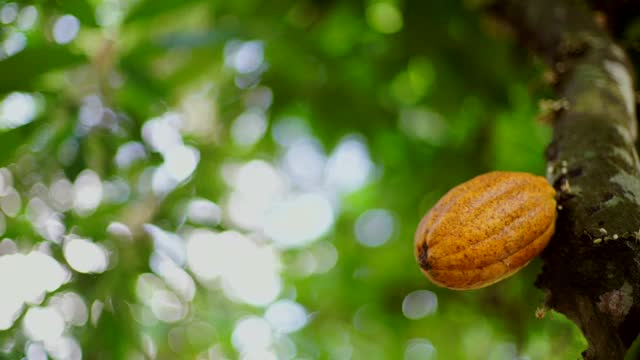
top-left (489, 0), bottom-right (640, 359)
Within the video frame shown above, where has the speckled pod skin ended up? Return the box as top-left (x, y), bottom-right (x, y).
top-left (414, 171), bottom-right (557, 290)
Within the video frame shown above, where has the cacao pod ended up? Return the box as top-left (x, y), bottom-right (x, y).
top-left (414, 171), bottom-right (557, 290)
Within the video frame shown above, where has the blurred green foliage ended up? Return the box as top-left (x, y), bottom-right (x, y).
top-left (0, 0), bottom-right (586, 359)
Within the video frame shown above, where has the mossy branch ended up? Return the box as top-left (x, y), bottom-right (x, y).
top-left (489, 0), bottom-right (640, 358)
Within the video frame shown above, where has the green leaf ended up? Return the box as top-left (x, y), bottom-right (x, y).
top-left (57, 0), bottom-right (98, 27)
top-left (125, 0), bottom-right (201, 23)
top-left (0, 45), bottom-right (85, 94)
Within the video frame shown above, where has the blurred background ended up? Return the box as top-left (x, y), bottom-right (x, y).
top-left (0, 0), bottom-right (587, 359)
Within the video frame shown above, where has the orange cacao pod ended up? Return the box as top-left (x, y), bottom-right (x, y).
top-left (414, 171), bottom-right (557, 290)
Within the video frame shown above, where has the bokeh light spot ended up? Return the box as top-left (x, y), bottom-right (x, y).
top-left (325, 135), bottom-right (373, 194)
top-left (186, 198), bottom-right (222, 227)
top-left (106, 222), bottom-right (132, 241)
top-left (225, 40), bottom-right (265, 74)
top-left (399, 107), bottom-right (448, 145)
top-left (26, 342), bottom-right (47, 360)
top-left (264, 193), bottom-right (334, 248)
top-left (17, 6), bottom-right (38, 30)
top-left (231, 109), bottom-right (267, 147)
top-left (63, 237), bottom-right (109, 274)
top-left (227, 161), bottom-right (285, 230)
top-left (355, 209), bottom-right (394, 247)
top-left (115, 142), bottom-right (147, 169)
top-left (366, 3), bottom-right (403, 34)
top-left (49, 292), bottom-right (88, 327)
top-left (49, 177), bottom-right (73, 212)
top-left (0, 92), bottom-right (38, 129)
top-left (312, 241), bottom-right (338, 274)
top-left (282, 137), bottom-right (326, 189)
top-left (402, 290), bottom-right (438, 319)
top-left (23, 307), bottom-right (65, 342)
top-left (150, 289), bottom-right (186, 323)
top-left (404, 338), bottom-right (436, 360)
top-left (4, 31), bottom-right (27, 56)
top-left (45, 336), bottom-right (82, 360)
top-left (0, 251), bottom-right (70, 330)
top-left (272, 116), bottom-right (309, 147)
top-left (78, 95), bottom-right (103, 131)
top-left (73, 170), bottom-right (103, 216)
top-left (150, 252), bottom-right (196, 301)
top-left (232, 316), bottom-right (272, 352)
top-left (163, 145), bottom-right (199, 182)
top-left (265, 299), bottom-right (308, 333)
top-left (142, 112), bottom-right (183, 153)
top-left (52, 15), bottom-right (80, 44)
top-left (0, 3), bottom-right (18, 24)
top-left (144, 224), bottom-right (186, 266)
top-left (186, 230), bottom-right (281, 306)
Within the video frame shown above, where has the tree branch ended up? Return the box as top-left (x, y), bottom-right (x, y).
top-left (489, 0), bottom-right (640, 358)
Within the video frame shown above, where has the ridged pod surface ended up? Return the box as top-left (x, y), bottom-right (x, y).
top-left (414, 171), bottom-right (557, 290)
